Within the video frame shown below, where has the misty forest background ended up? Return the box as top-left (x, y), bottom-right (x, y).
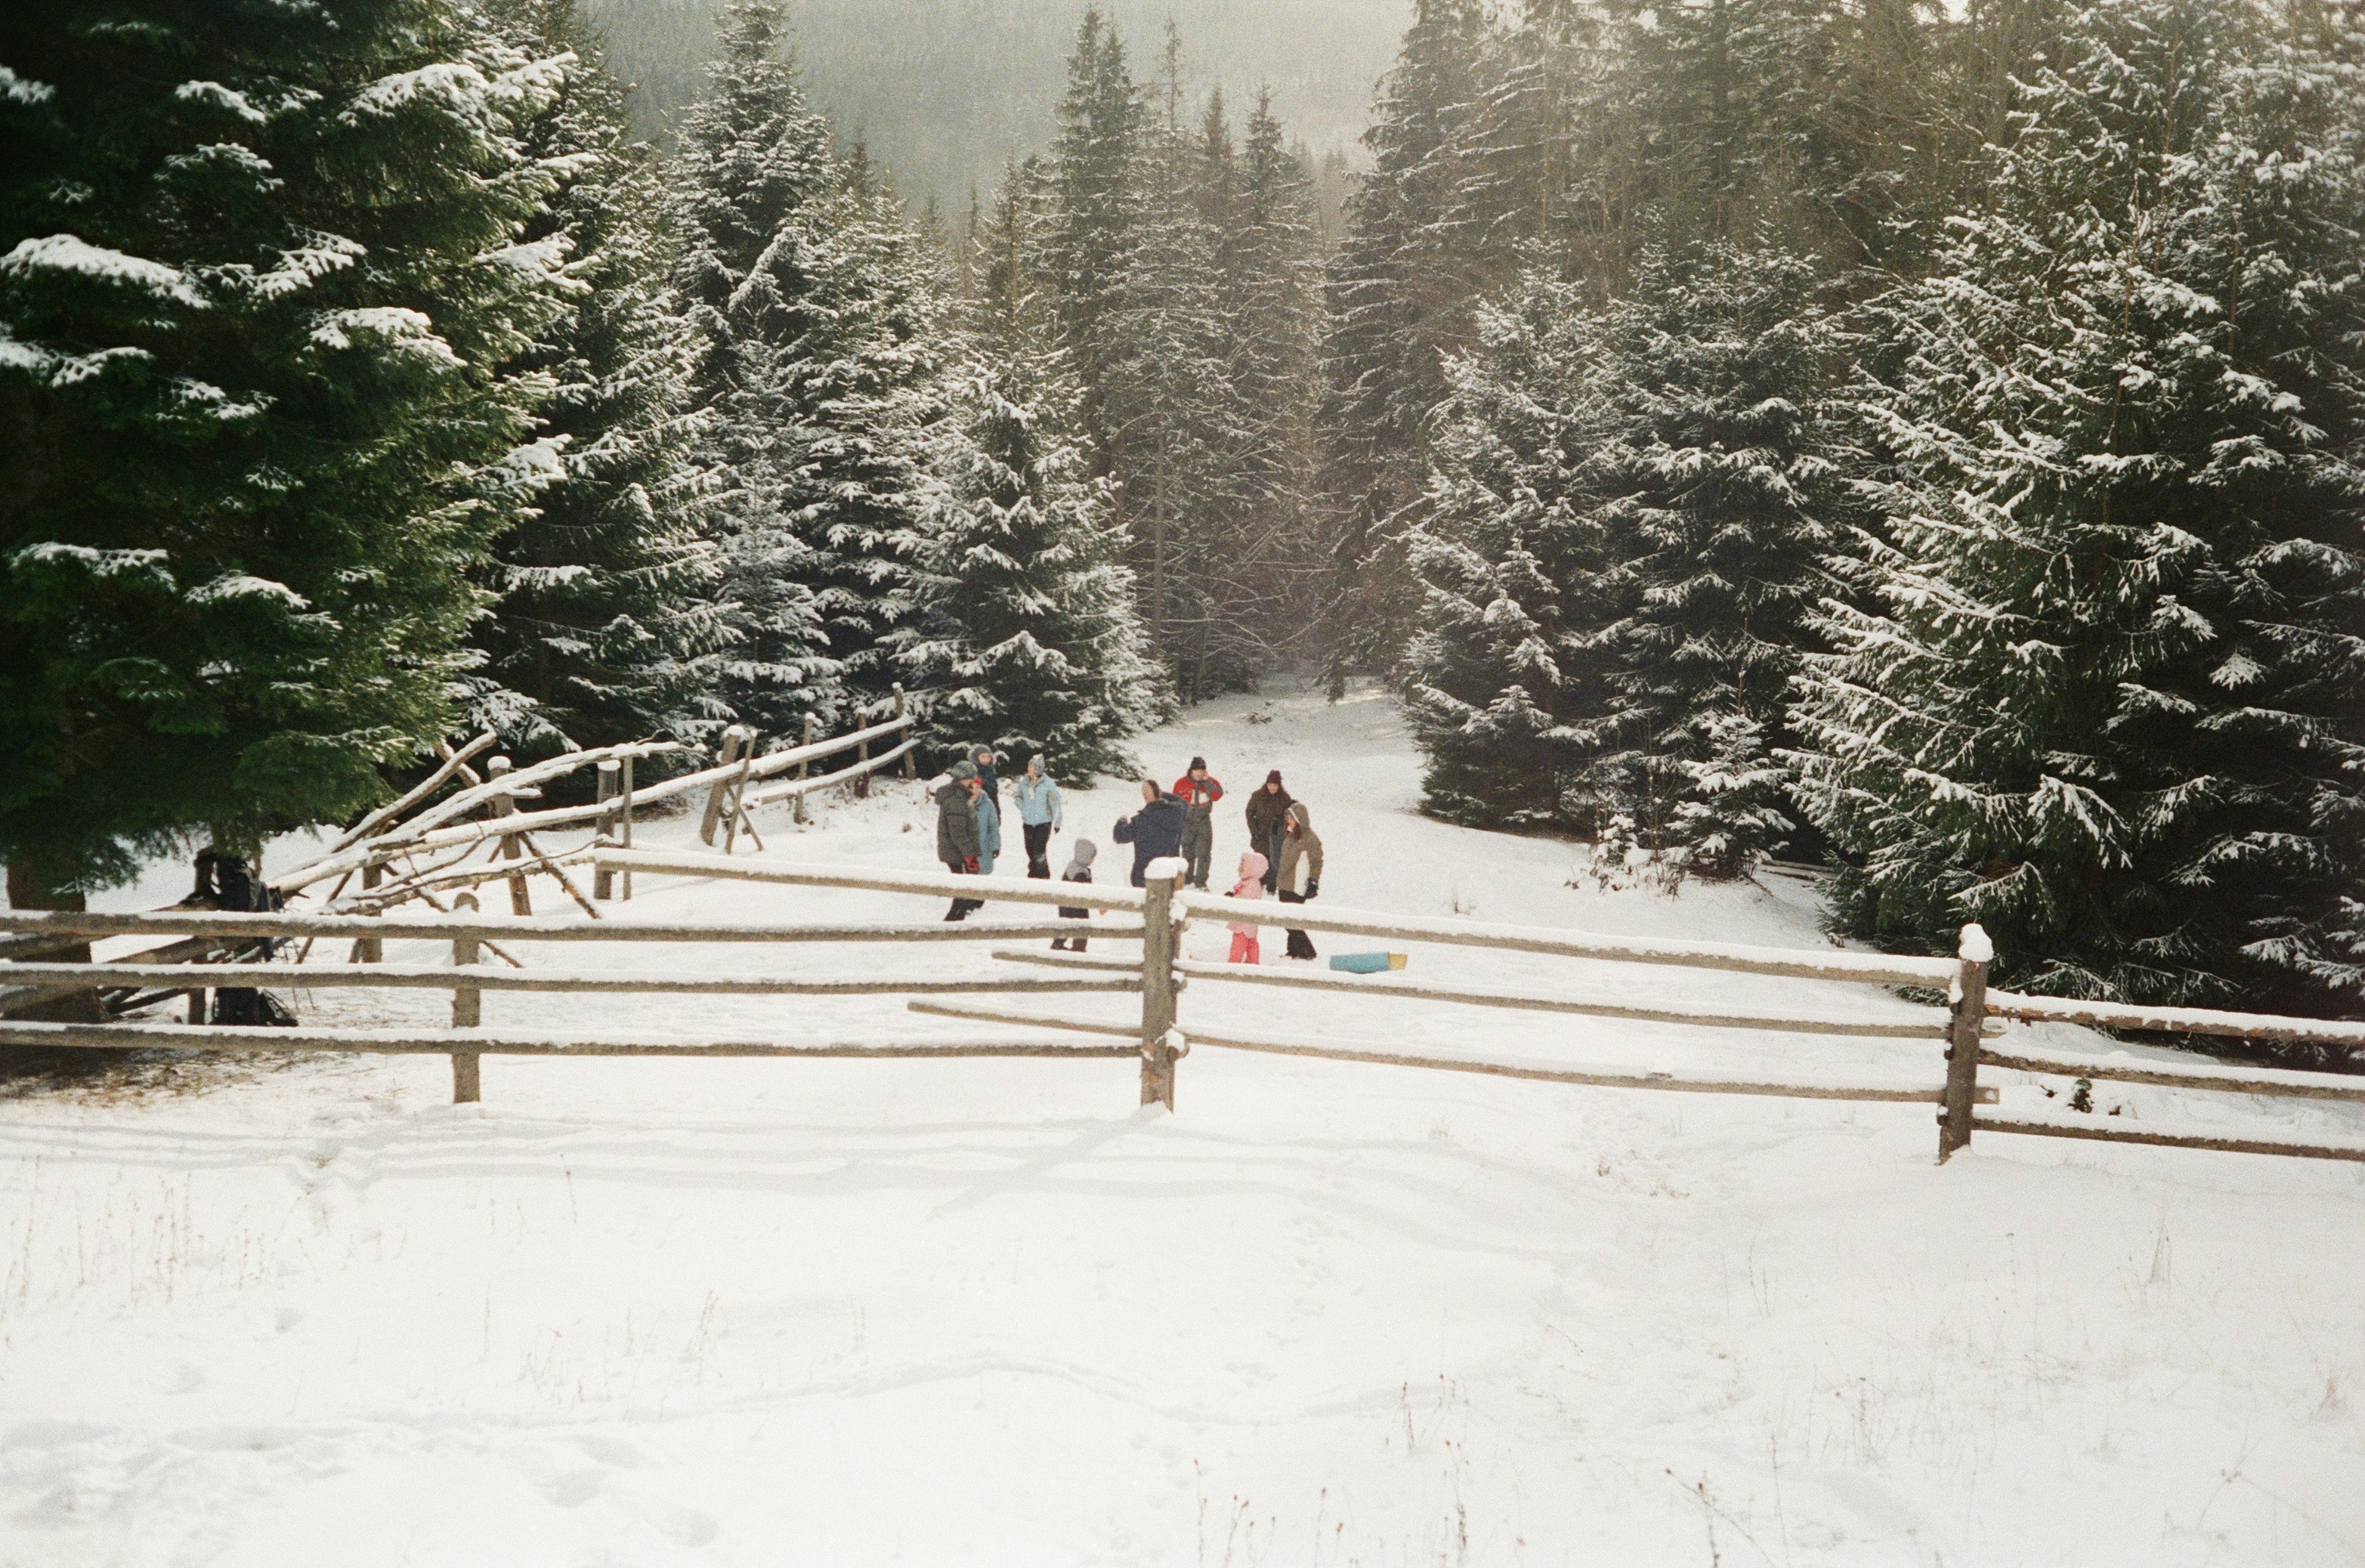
top-left (4, 0), bottom-right (2364, 1031)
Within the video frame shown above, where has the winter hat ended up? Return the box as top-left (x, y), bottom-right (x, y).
top-left (1067, 839), bottom-right (1098, 871)
top-left (1264, 769), bottom-right (1284, 785)
top-left (1236, 849), bottom-right (1269, 881)
top-left (1189, 756), bottom-right (1207, 772)
top-left (949, 760), bottom-right (978, 781)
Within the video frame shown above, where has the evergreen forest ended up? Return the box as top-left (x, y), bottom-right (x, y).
top-left (4, 0), bottom-right (2362, 1022)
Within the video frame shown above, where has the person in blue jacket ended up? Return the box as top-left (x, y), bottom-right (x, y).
top-left (972, 775), bottom-right (1003, 875)
top-left (1013, 753), bottom-right (1064, 879)
top-left (1111, 780), bottom-right (1188, 887)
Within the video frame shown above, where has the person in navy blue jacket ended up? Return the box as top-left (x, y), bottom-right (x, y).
top-left (1111, 780), bottom-right (1188, 887)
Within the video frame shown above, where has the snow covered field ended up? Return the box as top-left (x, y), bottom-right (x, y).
top-left (4, 685), bottom-right (2362, 1566)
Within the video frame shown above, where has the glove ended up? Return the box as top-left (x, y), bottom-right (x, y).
top-left (964, 857), bottom-right (980, 874)
top-left (1304, 878), bottom-right (1319, 899)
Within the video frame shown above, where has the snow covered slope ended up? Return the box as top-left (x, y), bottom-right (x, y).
top-left (2, 685), bottom-right (2360, 1566)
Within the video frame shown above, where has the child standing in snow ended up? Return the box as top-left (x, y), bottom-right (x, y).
top-left (1226, 850), bottom-right (1268, 964)
top-left (1053, 840), bottom-right (1096, 951)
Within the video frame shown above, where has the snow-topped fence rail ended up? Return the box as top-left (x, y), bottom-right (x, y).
top-left (5, 842), bottom-right (2362, 1165)
top-left (0, 880), bottom-right (1154, 1102)
top-left (578, 851), bottom-right (2363, 1163)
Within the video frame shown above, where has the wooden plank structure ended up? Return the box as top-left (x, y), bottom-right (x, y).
top-left (5, 828), bottom-right (2360, 1162)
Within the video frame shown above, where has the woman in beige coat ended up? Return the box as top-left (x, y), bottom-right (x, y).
top-left (1275, 800), bottom-right (1322, 960)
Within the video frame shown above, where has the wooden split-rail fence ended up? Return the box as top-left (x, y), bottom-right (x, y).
top-left (4, 836), bottom-right (2362, 1165)
top-left (0, 701), bottom-right (922, 1023)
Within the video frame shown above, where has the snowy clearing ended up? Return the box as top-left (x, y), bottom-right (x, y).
top-left (4, 685), bottom-right (2363, 1566)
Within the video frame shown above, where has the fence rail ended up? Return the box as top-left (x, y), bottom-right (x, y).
top-left (6, 837), bottom-right (2361, 1166)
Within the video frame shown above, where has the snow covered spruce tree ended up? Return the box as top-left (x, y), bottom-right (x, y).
top-left (1102, 32), bottom-right (1238, 681)
top-left (1196, 89), bottom-right (1328, 694)
top-left (1576, 242), bottom-right (1857, 878)
top-left (1402, 275), bottom-right (1621, 830)
top-left (1791, 0), bottom-right (2365, 1011)
top-left (899, 366), bottom-right (1157, 783)
top-left (1040, 7), bottom-right (1145, 474)
top-left (0, 0), bottom-right (568, 900)
top-left (1319, 0), bottom-right (1489, 681)
top-left (1405, 242), bottom-right (1858, 874)
top-left (895, 169), bottom-right (1158, 782)
top-left (672, 0), bottom-right (943, 744)
top-left (468, 0), bottom-right (721, 753)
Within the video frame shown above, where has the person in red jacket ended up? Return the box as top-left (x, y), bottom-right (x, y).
top-left (1170, 756), bottom-right (1223, 889)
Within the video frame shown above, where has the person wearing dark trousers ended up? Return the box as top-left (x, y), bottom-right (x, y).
top-left (1053, 839), bottom-right (1097, 950)
top-left (1111, 780), bottom-right (1189, 887)
top-left (1275, 799), bottom-right (1323, 960)
top-left (1170, 756), bottom-right (1223, 889)
top-left (1243, 770), bottom-right (1294, 893)
top-left (937, 762), bottom-right (986, 920)
top-left (1015, 753), bottom-right (1063, 879)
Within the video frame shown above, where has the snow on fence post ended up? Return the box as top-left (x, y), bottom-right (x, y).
top-left (353, 857), bottom-right (384, 963)
top-left (1940, 923), bottom-right (1992, 1161)
top-left (796, 716), bottom-right (815, 824)
top-left (487, 757), bottom-right (532, 917)
top-left (618, 756), bottom-right (635, 902)
top-left (699, 728), bottom-right (747, 845)
top-left (894, 686), bottom-right (914, 779)
top-left (450, 891), bottom-right (483, 1103)
top-left (1139, 861), bottom-right (1183, 1109)
top-left (593, 761), bottom-right (620, 901)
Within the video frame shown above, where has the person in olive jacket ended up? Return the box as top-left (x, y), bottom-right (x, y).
top-left (1242, 770), bottom-right (1294, 892)
top-left (1275, 799), bottom-right (1322, 960)
top-left (1111, 780), bottom-right (1189, 887)
top-left (936, 762), bottom-right (985, 920)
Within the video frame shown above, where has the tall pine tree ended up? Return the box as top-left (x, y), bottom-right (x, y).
top-left (1319, 0), bottom-right (1490, 682)
top-left (0, 0), bottom-right (569, 898)
top-left (469, 0), bottom-right (722, 754)
top-left (672, 0), bottom-right (944, 742)
top-left (670, 0), bottom-right (839, 742)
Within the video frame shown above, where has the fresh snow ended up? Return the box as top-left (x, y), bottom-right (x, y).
top-left (2, 686), bottom-right (2361, 1566)
top-left (0, 234), bottom-right (206, 307)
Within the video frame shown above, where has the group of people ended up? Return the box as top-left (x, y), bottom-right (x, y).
top-left (929, 749), bottom-right (1324, 963)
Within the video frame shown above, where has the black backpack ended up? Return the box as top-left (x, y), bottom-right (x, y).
top-left (202, 854), bottom-right (297, 1028)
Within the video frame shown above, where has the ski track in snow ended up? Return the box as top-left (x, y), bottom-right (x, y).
top-left (2, 684), bottom-right (2361, 1566)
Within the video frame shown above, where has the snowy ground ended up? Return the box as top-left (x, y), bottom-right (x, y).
top-left (3, 684), bottom-right (2362, 1566)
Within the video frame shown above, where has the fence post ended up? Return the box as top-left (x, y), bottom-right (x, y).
top-left (617, 755), bottom-right (635, 900)
top-left (1940, 923), bottom-right (1992, 1162)
top-left (487, 756), bottom-right (531, 917)
top-left (855, 732), bottom-right (871, 799)
top-left (1139, 865), bottom-right (1180, 1109)
top-left (450, 891), bottom-right (482, 1103)
top-left (353, 858), bottom-right (384, 962)
top-left (700, 728), bottom-right (747, 845)
top-left (795, 715), bottom-right (815, 824)
top-left (593, 760), bottom-right (620, 900)
top-left (894, 685), bottom-right (914, 779)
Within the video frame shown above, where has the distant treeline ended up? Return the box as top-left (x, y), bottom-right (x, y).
top-left (582, 0), bottom-right (1389, 217)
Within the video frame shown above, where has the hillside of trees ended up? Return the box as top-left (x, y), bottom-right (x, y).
top-left (4, 0), bottom-right (2361, 1031)
top-left (1356, 0), bottom-right (2365, 1021)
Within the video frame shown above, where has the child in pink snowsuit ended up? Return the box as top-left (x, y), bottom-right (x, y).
top-left (1227, 851), bottom-right (1269, 964)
